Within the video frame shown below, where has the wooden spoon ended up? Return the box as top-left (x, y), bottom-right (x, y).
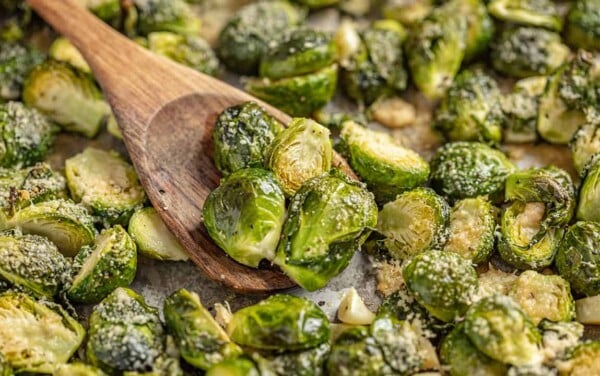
top-left (27, 0), bottom-right (354, 293)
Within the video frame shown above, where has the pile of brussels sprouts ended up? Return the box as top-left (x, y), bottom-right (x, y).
top-left (2, 0), bottom-right (600, 374)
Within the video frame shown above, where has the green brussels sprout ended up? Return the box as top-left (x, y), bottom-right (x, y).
top-left (377, 188), bottom-right (450, 260)
top-left (464, 295), bottom-right (542, 366)
top-left (252, 342), bottom-right (330, 376)
top-left (206, 357), bottom-right (260, 376)
top-left (326, 326), bottom-right (389, 375)
top-left (75, 0), bottom-right (122, 27)
top-left (488, 0), bottom-right (563, 31)
top-left (67, 225), bottom-right (137, 303)
top-left (274, 170), bottom-right (377, 291)
top-left (147, 32), bottom-right (218, 76)
top-left (164, 288), bottom-right (242, 371)
top-left (23, 60), bottom-right (111, 138)
top-left (491, 26), bottom-right (570, 79)
top-left (341, 59), bottom-right (394, 106)
top-left (0, 232), bottom-right (69, 298)
top-left (383, 0), bottom-right (433, 27)
top-left (0, 41), bottom-right (43, 101)
top-left (369, 315), bottom-right (423, 374)
top-left (577, 156), bottom-right (600, 222)
top-left (446, 0), bottom-right (495, 62)
top-left (49, 37), bottom-right (92, 74)
top-left (566, 0), bottom-right (600, 51)
top-left (218, 1), bottom-right (306, 75)
top-left (202, 168), bottom-right (285, 267)
top-left (440, 324), bottom-right (508, 376)
top-left (571, 121), bottom-right (600, 176)
top-left (434, 68), bottom-right (502, 144)
top-left (429, 142), bottom-right (517, 201)
top-left (291, 0), bottom-right (340, 8)
top-left (0, 101), bottom-right (57, 168)
top-left (500, 76), bottom-right (547, 143)
top-left (539, 320), bottom-right (584, 362)
top-left (3, 199), bottom-right (96, 257)
top-left (558, 341), bottom-right (600, 375)
top-left (555, 221), bottom-right (600, 297)
top-left (132, 0), bottom-right (201, 36)
top-left (128, 207), bottom-right (188, 261)
top-left (338, 121), bottom-right (429, 204)
top-left (265, 118), bottom-right (332, 196)
top-left (0, 292), bottom-right (85, 374)
top-left (444, 196), bottom-right (496, 264)
top-left (87, 287), bottom-right (165, 374)
top-left (227, 294), bottom-right (330, 351)
top-left (54, 363), bottom-right (108, 376)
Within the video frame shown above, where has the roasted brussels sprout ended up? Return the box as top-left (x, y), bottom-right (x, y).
top-left (65, 147), bottom-right (146, 225)
top-left (0, 101), bottom-right (57, 168)
top-left (500, 76), bottom-right (547, 143)
top-left (464, 295), bottom-right (542, 366)
top-left (566, 0), bottom-right (600, 51)
top-left (54, 363), bottom-right (108, 376)
top-left (557, 341), bottom-right (600, 375)
top-left (274, 170), bottom-right (377, 291)
top-left (539, 320), bottom-right (584, 362)
top-left (206, 357), bottom-right (260, 376)
top-left (429, 142), bottom-right (516, 201)
top-left (556, 221), bottom-right (600, 297)
top-left (491, 26), bottom-right (570, 78)
top-left (571, 121), bottom-right (600, 176)
top-left (87, 288), bottom-right (165, 374)
top-left (132, 0), bottom-right (201, 36)
top-left (382, 0), bottom-right (433, 27)
top-left (447, 0), bottom-right (495, 62)
top-left (292, 0), bottom-right (339, 8)
top-left (253, 342), bottom-right (330, 376)
top-left (146, 32), bottom-right (218, 76)
top-left (23, 60), bottom-right (111, 138)
top-left (227, 294), bottom-right (330, 351)
top-left (326, 326), bottom-right (389, 375)
top-left (49, 37), bottom-right (92, 74)
top-left (434, 68), bottom-right (502, 144)
top-left (0, 41), bottom-right (43, 101)
top-left (404, 251), bottom-right (478, 322)
top-left (128, 207), bottom-right (188, 261)
top-left (76, 0), bottom-right (122, 27)
top-left (0, 292), bottom-right (85, 373)
top-left (488, 0), bottom-right (563, 31)
top-left (370, 315), bottom-right (424, 374)
top-left (377, 188), bottom-right (449, 260)
top-left (202, 168), bottom-right (285, 267)
top-left (577, 157), bottom-right (600, 222)
top-left (338, 121), bottom-right (429, 203)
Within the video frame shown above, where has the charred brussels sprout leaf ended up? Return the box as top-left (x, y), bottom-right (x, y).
top-left (132, 0), bottom-right (201, 36)
top-left (128, 207), bottom-right (188, 261)
top-left (500, 76), bottom-right (547, 143)
top-left (147, 32), bottom-right (218, 76)
top-left (566, 0), bottom-right (600, 51)
top-left (213, 101), bottom-right (284, 176)
top-left (202, 168), bottom-right (285, 267)
top-left (227, 294), bottom-right (330, 351)
top-left (206, 357), bottom-right (261, 376)
top-left (274, 170), bottom-right (377, 291)
top-left (164, 289), bottom-right (242, 370)
top-left (577, 156), bottom-right (600, 222)
top-left (571, 121), bottom-right (600, 176)
top-left (0, 41), bottom-right (43, 101)
top-left (558, 341), bottom-right (600, 374)
top-left (487, 0), bottom-right (563, 31)
top-left (49, 37), bottom-right (92, 74)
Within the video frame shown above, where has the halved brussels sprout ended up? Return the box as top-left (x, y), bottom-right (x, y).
top-left (444, 196), bottom-right (496, 264)
top-left (0, 292), bottom-right (85, 374)
top-left (571, 121), bottom-right (600, 176)
top-left (383, 0), bottom-right (433, 27)
top-left (404, 251), bottom-right (478, 322)
top-left (377, 188), bottom-right (449, 260)
top-left (67, 225), bottom-right (137, 304)
top-left (274, 170), bottom-right (377, 291)
top-left (487, 0), bottom-right (563, 31)
top-left (0, 101), bottom-right (57, 168)
top-left (369, 315), bottom-right (423, 374)
top-left (65, 147), bottom-right (146, 225)
top-left (338, 121), bottom-right (429, 203)
top-left (446, 0), bottom-right (495, 62)
top-left (54, 363), bottom-right (107, 376)
top-left (555, 221), bottom-right (600, 297)
top-left (23, 60), bottom-right (111, 138)
top-left (434, 68), bottom-right (502, 144)
top-left (253, 342), bottom-right (330, 376)
top-left (49, 37), bottom-right (91, 74)
top-left (227, 294), bottom-right (330, 351)
top-left (0, 41), bottom-right (43, 101)
top-left (500, 76), bottom-right (547, 143)
top-left (566, 0), bottom-right (600, 51)
top-left (429, 142), bottom-right (516, 201)
top-left (202, 168), bottom-right (285, 267)
top-left (146, 32), bottom-right (218, 76)
top-left (265, 118), bottom-right (332, 196)
top-left (463, 295), bottom-right (542, 366)
top-left (87, 287), bottom-right (165, 374)
top-left (577, 156), bottom-right (600, 223)
top-left (4, 199), bottom-right (95, 257)
top-left (206, 357), bottom-right (260, 376)
top-left (128, 207), bottom-right (188, 261)
top-left (539, 320), bottom-right (584, 362)
top-left (133, 0), bottom-right (201, 36)
top-left (491, 26), bottom-right (570, 78)
top-left (326, 326), bottom-right (389, 375)
top-left (362, 20), bottom-right (408, 90)
top-left (557, 341), bottom-right (600, 375)
top-left (213, 101), bottom-right (284, 176)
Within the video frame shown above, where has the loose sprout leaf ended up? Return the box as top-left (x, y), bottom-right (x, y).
top-left (487, 0), bottom-right (563, 31)
top-left (49, 37), bottom-right (92, 74)
top-left (128, 207), bottom-right (188, 261)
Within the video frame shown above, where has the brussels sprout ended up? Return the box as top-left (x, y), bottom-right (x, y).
top-left (147, 32), bottom-right (218, 76)
top-left (202, 168), bottom-right (285, 267)
top-left (227, 294), bottom-right (330, 351)
top-left (539, 320), bottom-right (584, 362)
top-left (383, 0), bottom-right (433, 27)
top-left (65, 147), bottom-right (146, 225)
top-left (326, 326), bottom-right (389, 375)
top-left (369, 315), bottom-right (423, 374)
top-left (218, 1), bottom-right (306, 74)
top-left (23, 60), bottom-right (111, 138)
top-left (404, 251), bottom-right (478, 322)
top-left (488, 0), bottom-right (562, 31)
top-left (128, 207), bottom-right (188, 261)
top-left (571, 121), bottom-right (600, 176)
top-left (206, 357), bottom-right (260, 376)
top-left (566, 0), bottom-right (600, 51)
top-left (0, 41), bottom-right (43, 101)
top-left (274, 170), bottom-right (377, 291)
top-left (55, 363), bottom-right (108, 376)
top-left (500, 76), bottom-right (547, 143)
top-left (87, 288), bottom-right (165, 374)
top-left (555, 221), bottom-right (600, 297)
top-left (557, 341), bottom-right (600, 375)
top-left (577, 157), bottom-right (600, 222)
top-left (4, 199), bottom-right (95, 256)
top-left (341, 59), bottom-right (394, 106)
top-left (444, 196), bottom-right (496, 264)
top-left (253, 342), bottom-right (330, 376)
top-left (440, 324), bottom-right (508, 376)
top-left (0, 292), bottom-right (85, 373)
top-left (429, 142), bottom-right (516, 201)
top-left (67, 225), bottom-right (137, 303)
top-left (434, 68), bottom-right (502, 144)
top-left (0, 101), bottom-right (57, 168)
top-left (49, 37), bottom-right (92, 74)
top-left (246, 64), bottom-right (338, 117)
top-left (292, 0), bottom-right (339, 8)
top-left (132, 0), bottom-right (201, 36)
top-left (464, 295), bottom-right (542, 366)
top-left (491, 27), bottom-right (570, 79)
top-left (338, 121), bottom-right (429, 203)
top-left (377, 188), bottom-right (450, 260)
top-left (75, 0), bottom-right (122, 27)
top-left (446, 0), bottom-right (495, 61)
